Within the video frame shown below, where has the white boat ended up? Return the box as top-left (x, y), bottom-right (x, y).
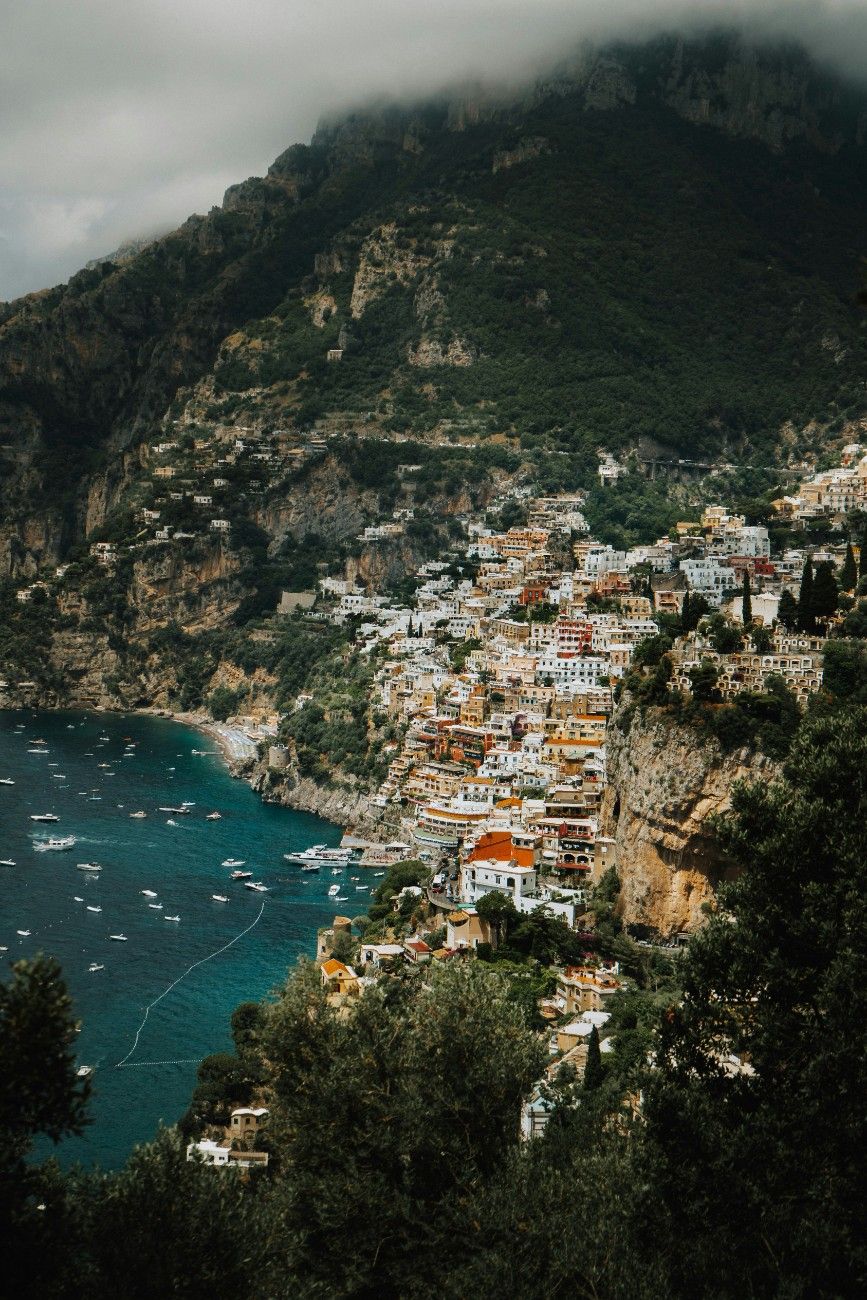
top-left (335, 895), bottom-right (348, 902)
top-left (0, 859), bottom-right (16, 867)
top-left (16, 929), bottom-right (31, 936)
top-left (148, 903), bottom-right (163, 910)
top-left (0, 778), bottom-right (15, 785)
top-left (212, 894), bottom-right (229, 903)
top-left (86, 905), bottom-right (102, 913)
top-left (181, 801), bottom-right (195, 807)
top-left (35, 837), bottom-right (76, 852)
top-left (222, 858), bottom-right (245, 868)
top-left (284, 844), bottom-right (353, 867)
top-left (74, 896), bottom-right (84, 902)
top-left (76, 863), bottom-right (102, 872)
top-left (331, 867), bottom-right (343, 875)
top-left (141, 889), bottom-right (158, 898)
top-left (52, 774), bottom-right (67, 779)
top-left (164, 914), bottom-right (180, 922)
top-left (373, 872), bottom-right (385, 877)
top-left (30, 812), bottom-right (60, 822)
top-left (244, 882), bottom-right (268, 893)
top-left (166, 819), bottom-right (178, 826)
top-left (328, 884), bottom-right (340, 896)
top-left (88, 963), bottom-right (104, 972)
top-left (108, 934), bottom-right (128, 941)
top-left (355, 885), bottom-right (368, 891)
top-left (76, 1065), bottom-right (92, 1078)
top-left (27, 748), bottom-right (48, 754)
top-left (205, 812), bottom-right (222, 820)
top-left (231, 870), bottom-right (253, 880)
top-left (159, 806), bottom-right (190, 815)
top-left (129, 811), bottom-right (147, 818)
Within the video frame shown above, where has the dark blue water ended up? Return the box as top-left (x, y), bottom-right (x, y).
top-left (0, 709), bottom-right (365, 1168)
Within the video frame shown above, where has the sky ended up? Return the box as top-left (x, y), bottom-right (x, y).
top-left (1, 0), bottom-right (866, 302)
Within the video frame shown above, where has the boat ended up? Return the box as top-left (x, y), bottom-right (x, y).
top-left (181, 801), bottom-right (195, 807)
top-left (51, 773), bottom-right (67, 779)
top-left (166, 819), bottom-right (178, 826)
top-left (355, 885), bottom-right (368, 891)
top-left (76, 1065), bottom-right (92, 1077)
top-left (27, 748), bottom-right (48, 754)
top-left (86, 905), bottom-right (102, 913)
top-left (284, 844), bottom-right (354, 867)
top-left (73, 896), bottom-right (84, 902)
top-left (205, 811), bottom-right (222, 820)
top-left (108, 934), bottom-right (128, 941)
top-left (222, 858), bottom-right (245, 868)
top-left (0, 859), bottom-right (16, 867)
top-left (35, 836), bottom-right (76, 852)
top-left (159, 806), bottom-right (190, 815)
top-left (212, 894), bottom-right (229, 903)
top-left (244, 882), bottom-right (269, 892)
top-left (164, 915), bottom-right (180, 922)
top-left (88, 964), bottom-right (104, 972)
top-left (129, 811), bottom-right (147, 818)
top-left (328, 884), bottom-right (340, 896)
top-left (148, 903), bottom-right (163, 910)
top-left (76, 863), bottom-right (102, 872)
top-left (16, 929), bottom-right (31, 936)
top-left (335, 895), bottom-right (348, 902)
top-left (331, 867), bottom-right (343, 875)
top-left (141, 889), bottom-right (158, 898)
top-left (97, 763), bottom-right (111, 770)
top-left (0, 778), bottom-right (15, 785)
top-left (30, 812), bottom-right (60, 822)
top-left (230, 870), bottom-right (253, 880)
top-left (373, 871), bottom-right (385, 877)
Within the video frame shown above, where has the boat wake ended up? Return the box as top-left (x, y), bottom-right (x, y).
top-left (115, 900), bottom-right (266, 1067)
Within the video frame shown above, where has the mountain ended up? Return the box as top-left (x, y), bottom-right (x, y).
top-left (1, 30), bottom-right (867, 573)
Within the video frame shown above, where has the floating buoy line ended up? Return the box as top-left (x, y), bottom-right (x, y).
top-left (116, 900), bottom-right (266, 1068)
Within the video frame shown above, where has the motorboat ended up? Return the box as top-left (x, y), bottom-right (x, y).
top-left (30, 813), bottom-right (60, 822)
top-left (331, 867), bottom-right (343, 875)
top-left (166, 819), bottom-right (178, 826)
top-left (355, 885), bottom-right (368, 891)
top-left (335, 895), bottom-right (348, 902)
top-left (16, 929), bottom-right (31, 936)
top-left (86, 905), bottom-right (102, 913)
top-left (129, 811), bottom-right (147, 818)
top-left (373, 872), bottom-right (385, 877)
top-left (76, 1065), bottom-right (92, 1078)
top-left (0, 859), bottom-right (16, 867)
top-left (0, 778), bottom-right (15, 785)
top-left (108, 934), bottom-right (128, 941)
top-left (159, 806), bottom-right (190, 815)
top-left (35, 837), bottom-right (76, 852)
top-left (244, 882), bottom-right (268, 893)
top-left (222, 858), bottom-right (245, 868)
top-left (212, 894), bottom-right (229, 903)
top-left (230, 870), bottom-right (253, 880)
top-left (76, 863), bottom-right (102, 872)
top-left (328, 884), bottom-right (341, 896)
top-left (205, 812), bottom-right (222, 820)
top-left (88, 963), bottom-right (104, 972)
top-left (74, 896), bottom-right (84, 902)
top-left (27, 748), bottom-right (48, 754)
top-left (141, 890), bottom-right (158, 898)
top-left (148, 903), bottom-right (163, 910)
top-left (164, 915), bottom-right (180, 922)
top-left (284, 844), bottom-right (353, 867)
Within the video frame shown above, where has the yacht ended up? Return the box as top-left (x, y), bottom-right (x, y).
top-left (0, 777), bottom-right (15, 785)
top-left (86, 905), bottom-right (102, 913)
top-left (73, 896), bottom-right (84, 902)
top-left (141, 890), bottom-right (158, 898)
top-left (0, 859), bottom-right (16, 867)
top-left (148, 903), bottom-right (163, 910)
top-left (129, 811), bottom-right (147, 818)
top-left (166, 819), bottom-right (178, 826)
top-left (76, 862), bottom-right (102, 872)
top-left (230, 870), bottom-right (253, 880)
top-left (16, 929), bottom-right (31, 936)
top-left (335, 895), bottom-right (348, 902)
top-left (30, 812), bottom-right (60, 822)
top-left (284, 844), bottom-right (353, 867)
top-left (88, 963), bottom-right (104, 973)
top-left (222, 858), bottom-right (245, 868)
top-left (159, 806), bottom-right (190, 815)
top-left (212, 894), bottom-right (229, 903)
top-left (108, 934), bottom-right (128, 941)
top-left (164, 915), bottom-right (180, 922)
top-left (35, 836), bottom-right (76, 852)
top-left (328, 884), bottom-right (341, 897)
top-left (244, 881), bottom-right (269, 893)
top-left (76, 1065), bottom-right (93, 1078)
top-left (205, 812), bottom-right (222, 820)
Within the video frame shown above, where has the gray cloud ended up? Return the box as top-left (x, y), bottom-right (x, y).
top-left (1, 0), bottom-right (865, 301)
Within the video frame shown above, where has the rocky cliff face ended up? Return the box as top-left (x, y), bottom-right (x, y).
top-left (600, 707), bottom-right (778, 936)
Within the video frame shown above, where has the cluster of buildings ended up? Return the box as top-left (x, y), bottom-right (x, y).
top-left (772, 442), bottom-right (867, 520)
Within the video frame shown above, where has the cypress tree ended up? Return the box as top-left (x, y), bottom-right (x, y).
top-left (799, 557), bottom-right (815, 632)
top-left (860, 523), bottom-right (867, 581)
top-left (741, 571), bottom-right (752, 626)
top-left (811, 561), bottom-right (839, 623)
top-left (681, 590), bottom-right (690, 632)
top-left (778, 589), bottom-right (799, 630)
top-left (583, 1025), bottom-right (603, 1091)
top-left (840, 543), bottom-right (857, 592)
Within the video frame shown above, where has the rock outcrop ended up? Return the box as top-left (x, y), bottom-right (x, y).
top-left (600, 707), bottom-right (778, 936)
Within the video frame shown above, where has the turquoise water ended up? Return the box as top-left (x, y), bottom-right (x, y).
top-left (0, 709), bottom-right (364, 1169)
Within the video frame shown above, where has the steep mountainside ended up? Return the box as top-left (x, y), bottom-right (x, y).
top-left (2, 31), bottom-right (867, 573)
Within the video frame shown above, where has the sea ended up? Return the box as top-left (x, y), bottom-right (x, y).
top-left (0, 708), bottom-right (366, 1169)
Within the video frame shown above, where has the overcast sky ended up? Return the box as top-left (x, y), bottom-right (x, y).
top-left (1, 0), bottom-right (865, 302)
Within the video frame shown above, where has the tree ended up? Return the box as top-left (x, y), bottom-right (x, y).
top-left (840, 543), bottom-right (857, 592)
top-left (811, 560), bottom-right (838, 624)
top-left (751, 624), bottom-right (773, 654)
top-left (633, 633), bottom-right (672, 668)
top-left (741, 571), bottom-right (752, 627)
top-left (778, 588), bottom-right (799, 631)
top-left (688, 660), bottom-right (720, 703)
top-left (681, 591), bottom-right (709, 633)
top-left (707, 614), bottom-right (742, 655)
top-left (635, 709), bottom-right (867, 1297)
top-left (583, 1026), bottom-right (604, 1091)
top-left (798, 556), bottom-right (815, 632)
